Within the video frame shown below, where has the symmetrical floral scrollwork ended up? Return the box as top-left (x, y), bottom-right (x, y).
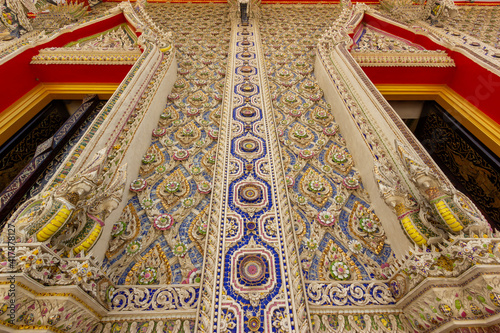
top-left (110, 285), bottom-right (199, 311)
top-left (312, 313), bottom-right (409, 332)
top-left (307, 282), bottom-right (395, 306)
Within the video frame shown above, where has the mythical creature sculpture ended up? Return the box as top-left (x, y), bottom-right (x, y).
top-left (7, 148), bottom-right (127, 257)
top-left (373, 159), bottom-right (443, 245)
top-left (396, 141), bottom-right (490, 235)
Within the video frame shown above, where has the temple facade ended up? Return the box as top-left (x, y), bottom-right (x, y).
top-left (0, 0), bottom-right (500, 332)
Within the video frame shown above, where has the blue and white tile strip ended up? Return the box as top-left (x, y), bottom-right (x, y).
top-left (197, 18), bottom-right (311, 333)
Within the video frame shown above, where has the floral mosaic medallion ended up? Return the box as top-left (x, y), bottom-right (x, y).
top-left (153, 214), bottom-right (174, 230)
top-left (317, 210), bottom-right (336, 227)
top-left (197, 180), bottom-right (212, 194)
top-left (130, 178), bottom-right (147, 192)
top-left (238, 254), bottom-right (268, 286)
top-left (234, 134), bottom-right (265, 160)
top-left (232, 176), bottom-right (270, 217)
top-left (320, 240), bottom-right (361, 281)
top-left (138, 267), bottom-right (158, 285)
top-left (330, 261), bottom-right (350, 280)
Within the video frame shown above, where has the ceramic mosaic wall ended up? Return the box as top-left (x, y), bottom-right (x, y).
top-left (195, 12), bottom-right (313, 331)
top-left (93, 319), bottom-right (195, 333)
top-left (101, 3), bottom-right (230, 286)
top-left (259, 4), bottom-right (397, 284)
top-left (447, 6), bottom-right (500, 49)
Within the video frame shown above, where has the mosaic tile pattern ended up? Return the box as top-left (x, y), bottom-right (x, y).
top-left (259, 4), bottom-right (397, 283)
top-left (447, 6), bottom-right (500, 49)
top-left (102, 3), bottom-right (230, 286)
top-left (197, 17), bottom-right (310, 332)
top-left (101, 3), bottom-right (397, 322)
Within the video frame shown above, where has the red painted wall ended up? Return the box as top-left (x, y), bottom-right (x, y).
top-left (0, 13), bottom-right (132, 114)
top-left (361, 14), bottom-right (500, 125)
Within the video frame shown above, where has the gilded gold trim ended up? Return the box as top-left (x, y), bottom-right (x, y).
top-left (376, 84), bottom-right (500, 157)
top-left (0, 83), bottom-right (118, 147)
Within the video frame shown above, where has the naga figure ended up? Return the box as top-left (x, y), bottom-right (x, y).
top-left (7, 148), bottom-right (127, 257)
top-left (373, 160), bottom-right (443, 246)
top-left (396, 142), bottom-right (490, 236)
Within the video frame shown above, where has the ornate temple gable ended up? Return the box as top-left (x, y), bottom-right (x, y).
top-left (360, 5), bottom-right (500, 161)
top-left (316, 1), bottom-right (492, 245)
top-left (30, 23), bottom-right (141, 65)
top-left (351, 24), bottom-right (455, 67)
top-left (0, 2), bottom-right (119, 62)
top-left (373, 1), bottom-right (500, 77)
top-left (0, 1), bottom-right (130, 142)
top-left (337, 3), bottom-right (500, 159)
